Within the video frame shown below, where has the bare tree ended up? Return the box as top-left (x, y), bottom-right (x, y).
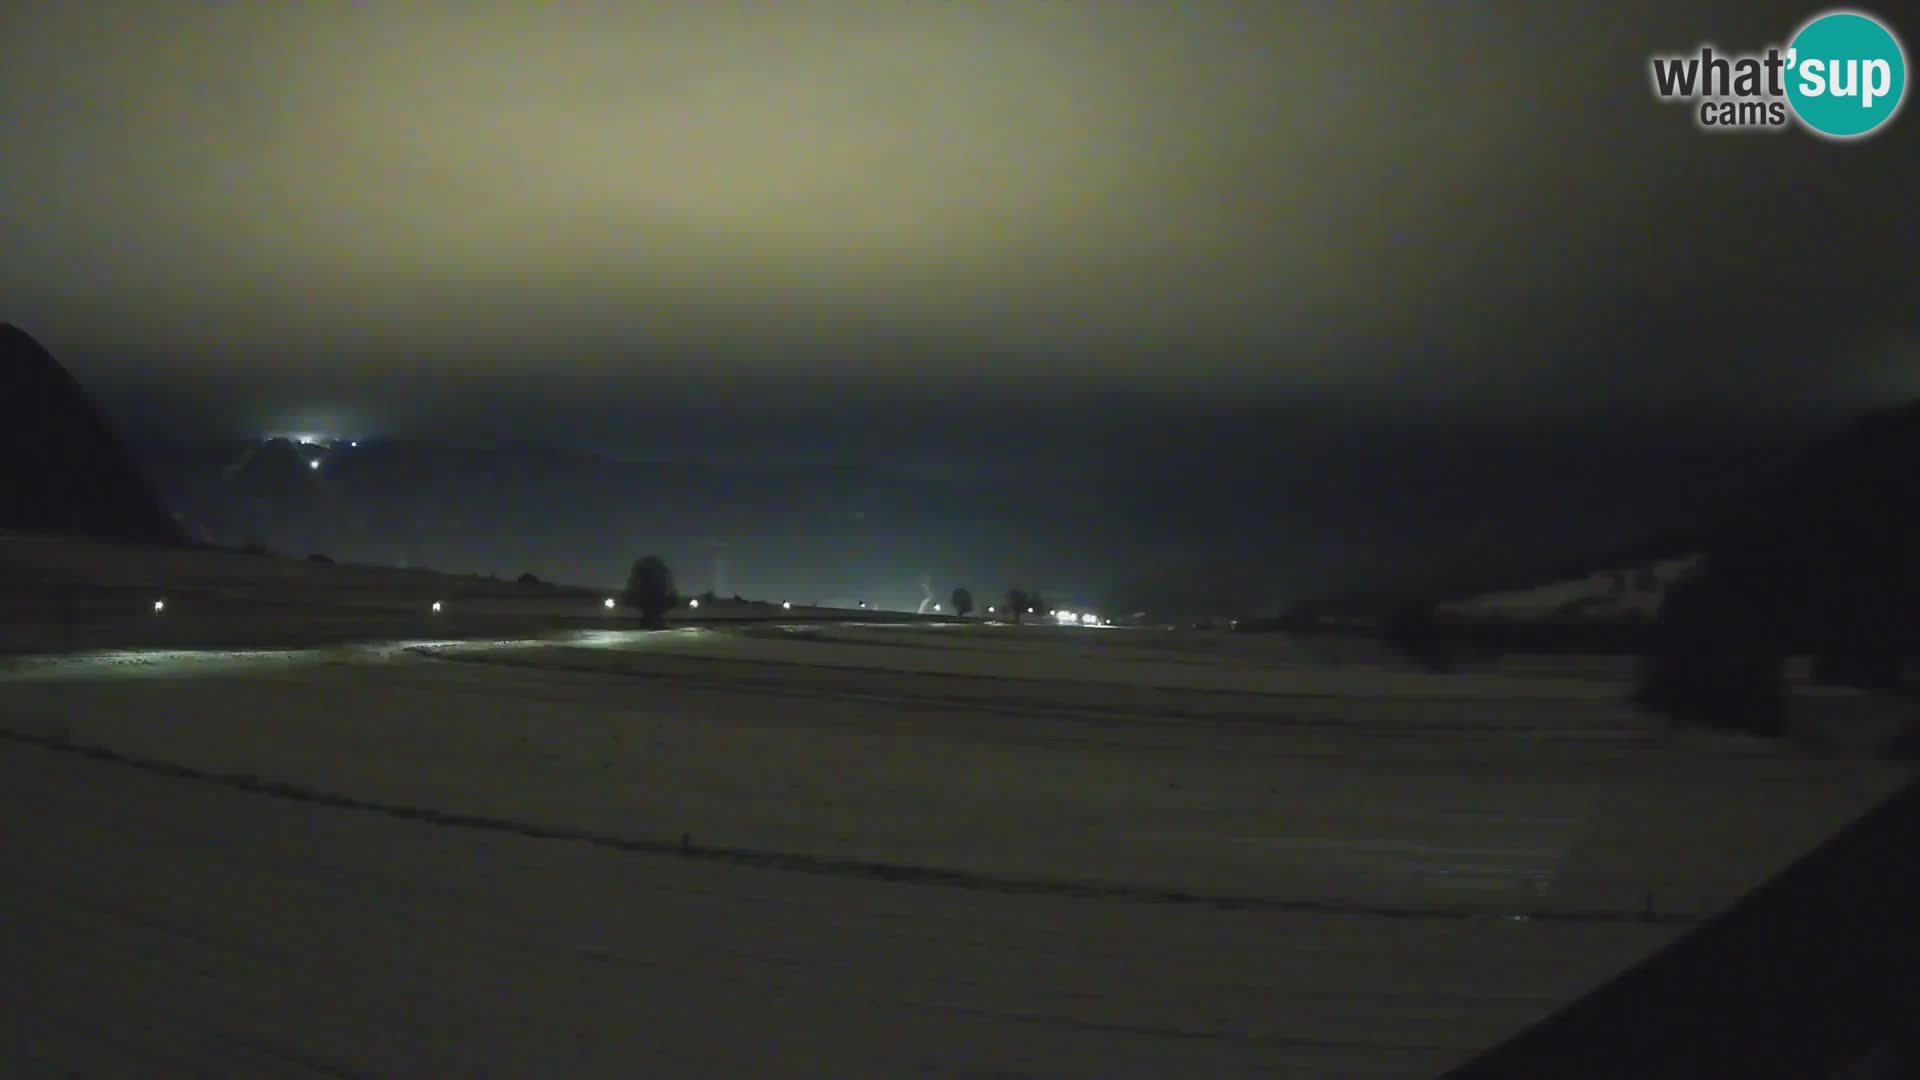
top-left (1005, 588), bottom-right (1029, 625)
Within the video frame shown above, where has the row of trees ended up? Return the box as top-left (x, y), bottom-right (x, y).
top-left (947, 587), bottom-right (1055, 622)
top-left (955, 587), bottom-right (1054, 623)
top-left (619, 556), bottom-right (1055, 629)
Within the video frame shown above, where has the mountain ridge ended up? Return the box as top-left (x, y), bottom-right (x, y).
top-left (0, 323), bottom-right (183, 546)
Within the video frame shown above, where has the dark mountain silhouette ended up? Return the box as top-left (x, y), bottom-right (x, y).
top-left (1263, 404), bottom-right (1920, 699)
top-left (1641, 398), bottom-right (1920, 732)
top-left (0, 323), bottom-right (182, 545)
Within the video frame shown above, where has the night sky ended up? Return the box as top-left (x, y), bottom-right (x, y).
top-left (2, 3), bottom-right (1914, 541)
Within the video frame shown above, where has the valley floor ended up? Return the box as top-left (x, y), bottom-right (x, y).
top-left (2, 593), bottom-right (1911, 1076)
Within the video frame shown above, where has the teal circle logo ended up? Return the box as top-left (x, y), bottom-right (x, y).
top-left (1785, 11), bottom-right (1907, 138)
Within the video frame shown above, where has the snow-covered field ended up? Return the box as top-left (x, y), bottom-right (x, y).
top-left (0, 734), bottom-right (1678, 1078)
top-left (2, 541), bottom-right (1913, 1076)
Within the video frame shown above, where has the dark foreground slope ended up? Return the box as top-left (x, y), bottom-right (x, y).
top-left (0, 323), bottom-right (181, 545)
top-left (1443, 777), bottom-right (1920, 1079)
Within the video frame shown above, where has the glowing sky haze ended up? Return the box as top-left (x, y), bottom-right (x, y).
top-left (1, 1), bottom-right (1912, 451)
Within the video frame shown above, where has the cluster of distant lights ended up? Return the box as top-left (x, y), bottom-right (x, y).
top-left (152, 596), bottom-right (811, 617)
top-left (270, 434), bottom-right (361, 472)
top-left (154, 580), bottom-right (1087, 623)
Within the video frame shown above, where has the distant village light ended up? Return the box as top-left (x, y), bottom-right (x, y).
top-left (430, 601), bottom-right (443, 613)
top-left (152, 599), bottom-right (166, 614)
top-left (688, 598), bottom-right (700, 609)
top-left (604, 597), bottom-right (616, 609)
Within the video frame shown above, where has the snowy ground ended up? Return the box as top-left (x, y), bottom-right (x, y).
top-left (1, 735), bottom-right (1678, 1078)
top-left (2, 539), bottom-right (1914, 1076)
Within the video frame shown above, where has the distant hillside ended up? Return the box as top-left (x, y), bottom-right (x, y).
top-left (1265, 525), bottom-right (1711, 633)
top-left (1269, 398), bottom-right (1920, 660)
top-left (106, 409), bottom-right (1814, 617)
top-left (1432, 403), bottom-right (1920, 621)
top-left (0, 323), bottom-right (182, 546)
top-left (1262, 457), bottom-right (1805, 635)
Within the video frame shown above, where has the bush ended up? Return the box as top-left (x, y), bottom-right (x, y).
top-left (306, 553), bottom-right (333, 565)
top-left (516, 571), bottom-right (543, 586)
top-left (951, 587), bottom-right (974, 618)
top-left (623, 555), bottom-right (677, 628)
top-left (1635, 575), bottom-right (1786, 736)
top-left (1381, 601), bottom-right (1458, 673)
